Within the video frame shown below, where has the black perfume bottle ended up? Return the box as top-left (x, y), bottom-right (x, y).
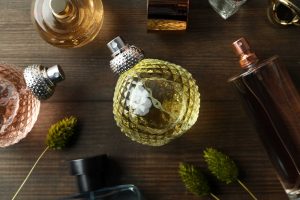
top-left (228, 38), bottom-right (300, 199)
top-left (61, 155), bottom-right (143, 200)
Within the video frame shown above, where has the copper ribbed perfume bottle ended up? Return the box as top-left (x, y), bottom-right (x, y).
top-left (0, 64), bottom-right (64, 147)
top-left (107, 36), bottom-right (200, 146)
top-left (229, 38), bottom-right (300, 199)
top-left (32, 0), bottom-right (104, 48)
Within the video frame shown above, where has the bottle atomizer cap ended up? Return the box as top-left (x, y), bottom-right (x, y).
top-left (232, 38), bottom-right (259, 69)
top-left (107, 36), bottom-right (127, 57)
top-left (107, 36), bottom-right (145, 75)
top-left (70, 155), bottom-right (108, 193)
top-left (23, 64), bottom-right (65, 100)
top-left (50, 0), bottom-right (69, 15)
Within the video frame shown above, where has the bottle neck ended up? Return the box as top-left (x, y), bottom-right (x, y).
top-left (240, 54), bottom-right (259, 69)
top-left (107, 37), bottom-right (145, 75)
top-left (23, 65), bottom-right (65, 100)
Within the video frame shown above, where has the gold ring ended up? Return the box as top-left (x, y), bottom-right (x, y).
top-left (267, 0), bottom-right (300, 26)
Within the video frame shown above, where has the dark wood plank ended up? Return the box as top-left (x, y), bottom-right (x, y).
top-left (0, 102), bottom-right (287, 199)
top-left (0, 0), bottom-right (298, 199)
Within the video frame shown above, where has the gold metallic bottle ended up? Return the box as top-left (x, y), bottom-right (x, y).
top-left (107, 37), bottom-right (200, 146)
top-left (147, 0), bottom-right (189, 31)
top-left (32, 0), bottom-right (104, 48)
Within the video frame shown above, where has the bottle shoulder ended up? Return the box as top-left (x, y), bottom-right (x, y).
top-left (228, 55), bottom-right (280, 82)
top-left (0, 63), bottom-right (26, 89)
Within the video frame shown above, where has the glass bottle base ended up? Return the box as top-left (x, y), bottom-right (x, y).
top-left (286, 189), bottom-right (300, 200)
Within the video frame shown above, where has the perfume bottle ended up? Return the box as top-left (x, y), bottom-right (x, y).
top-left (228, 38), bottom-right (300, 199)
top-left (147, 0), bottom-right (189, 31)
top-left (62, 155), bottom-right (143, 200)
top-left (209, 0), bottom-right (247, 19)
top-left (267, 0), bottom-right (300, 26)
top-left (32, 0), bottom-right (104, 48)
top-left (0, 64), bottom-right (64, 147)
top-left (107, 36), bottom-right (200, 146)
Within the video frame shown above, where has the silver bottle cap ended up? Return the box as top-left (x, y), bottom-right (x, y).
top-left (49, 0), bottom-right (74, 19)
top-left (107, 36), bottom-right (144, 75)
top-left (24, 65), bottom-right (65, 100)
top-left (50, 0), bottom-right (68, 14)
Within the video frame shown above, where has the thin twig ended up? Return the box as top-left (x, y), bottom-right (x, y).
top-left (210, 193), bottom-right (221, 200)
top-left (11, 146), bottom-right (49, 200)
top-left (237, 179), bottom-right (258, 200)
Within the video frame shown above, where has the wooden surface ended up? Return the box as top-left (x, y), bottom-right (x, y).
top-left (0, 0), bottom-right (299, 199)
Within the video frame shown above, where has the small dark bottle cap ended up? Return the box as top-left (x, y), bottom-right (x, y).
top-left (70, 155), bottom-right (108, 193)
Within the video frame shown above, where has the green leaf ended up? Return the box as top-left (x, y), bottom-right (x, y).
top-left (203, 148), bottom-right (239, 184)
top-left (46, 116), bottom-right (78, 150)
top-left (179, 162), bottom-right (211, 197)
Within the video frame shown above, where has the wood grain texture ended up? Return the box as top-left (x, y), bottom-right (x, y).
top-left (0, 0), bottom-right (299, 199)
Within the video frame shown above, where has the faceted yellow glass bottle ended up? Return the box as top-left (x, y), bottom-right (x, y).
top-left (107, 37), bottom-right (200, 146)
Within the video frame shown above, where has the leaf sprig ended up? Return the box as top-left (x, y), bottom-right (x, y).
top-left (46, 116), bottom-right (78, 150)
top-left (11, 116), bottom-right (78, 200)
top-left (203, 148), bottom-right (258, 200)
top-left (179, 163), bottom-right (220, 200)
top-left (203, 148), bottom-right (238, 184)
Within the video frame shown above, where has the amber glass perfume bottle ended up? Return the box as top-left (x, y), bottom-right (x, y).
top-left (229, 38), bottom-right (300, 199)
top-left (32, 0), bottom-right (104, 48)
top-left (107, 37), bottom-right (200, 146)
top-left (0, 64), bottom-right (64, 147)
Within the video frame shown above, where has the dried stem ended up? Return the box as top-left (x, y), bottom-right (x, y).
top-left (11, 146), bottom-right (49, 200)
top-left (210, 193), bottom-right (221, 200)
top-left (237, 179), bottom-right (258, 200)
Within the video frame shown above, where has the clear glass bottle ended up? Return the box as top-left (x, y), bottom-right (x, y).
top-left (32, 0), bottom-right (104, 48)
top-left (228, 38), bottom-right (300, 199)
top-left (209, 0), bottom-right (247, 19)
top-left (107, 36), bottom-right (200, 146)
top-left (0, 64), bottom-right (64, 147)
top-left (62, 155), bottom-right (143, 200)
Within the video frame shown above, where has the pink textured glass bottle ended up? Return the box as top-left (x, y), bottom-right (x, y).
top-left (0, 64), bottom-right (64, 147)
